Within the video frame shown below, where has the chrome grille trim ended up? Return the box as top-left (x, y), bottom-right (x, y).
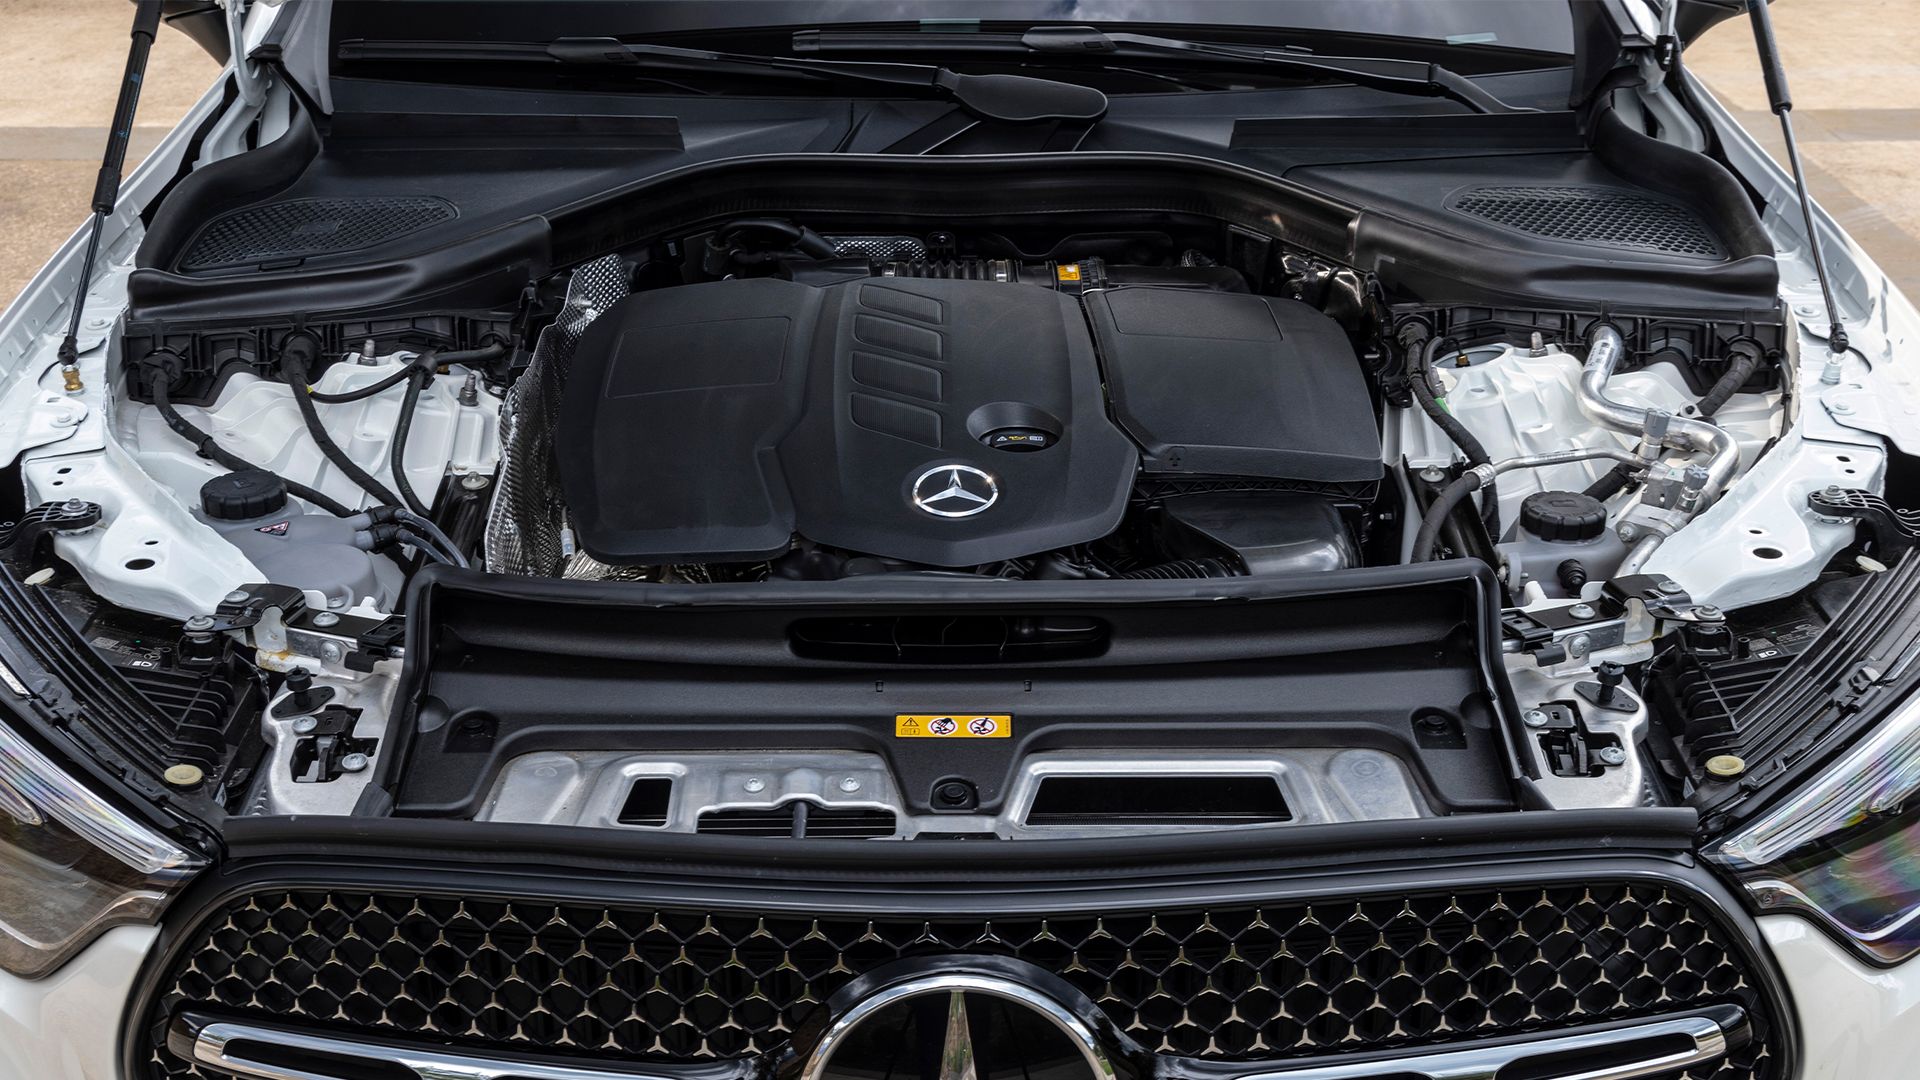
top-left (170, 1007), bottom-right (1746, 1080)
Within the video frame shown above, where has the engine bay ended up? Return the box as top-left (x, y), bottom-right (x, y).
top-left (9, 146), bottom-right (1899, 839)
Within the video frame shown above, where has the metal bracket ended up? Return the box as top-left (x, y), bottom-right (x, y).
top-left (1807, 486), bottom-right (1920, 556)
top-left (1, 499), bottom-right (101, 563)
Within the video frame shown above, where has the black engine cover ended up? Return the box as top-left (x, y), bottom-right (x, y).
top-left (558, 277), bottom-right (1137, 567)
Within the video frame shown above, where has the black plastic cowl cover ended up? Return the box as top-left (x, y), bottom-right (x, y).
top-left (557, 277), bottom-right (1138, 567)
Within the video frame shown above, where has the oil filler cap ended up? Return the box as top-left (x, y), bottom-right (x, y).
top-left (1519, 490), bottom-right (1607, 542)
top-left (201, 469), bottom-right (289, 521)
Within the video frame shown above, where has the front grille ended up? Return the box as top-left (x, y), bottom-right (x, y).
top-left (1448, 186), bottom-right (1725, 258)
top-left (143, 881), bottom-right (1777, 1078)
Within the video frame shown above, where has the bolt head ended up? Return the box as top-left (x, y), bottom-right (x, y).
top-left (183, 615), bottom-right (215, 632)
top-left (223, 590), bottom-right (250, 605)
top-left (339, 753), bottom-right (370, 773)
top-left (1567, 633), bottom-right (1593, 656)
top-left (292, 716), bottom-right (318, 734)
top-left (838, 777), bottom-right (861, 793)
top-left (743, 777), bottom-right (766, 794)
top-left (1569, 603), bottom-right (1596, 620)
top-left (460, 473), bottom-right (492, 491)
top-left (311, 611), bottom-right (341, 628)
top-left (320, 642), bottom-right (344, 664)
top-left (1597, 746), bottom-right (1628, 766)
top-left (1523, 709), bottom-right (1550, 728)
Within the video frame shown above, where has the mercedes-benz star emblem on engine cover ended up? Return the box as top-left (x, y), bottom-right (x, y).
top-left (912, 465), bottom-right (999, 518)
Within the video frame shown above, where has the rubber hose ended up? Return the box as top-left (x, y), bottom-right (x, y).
top-left (146, 360), bottom-right (354, 517)
top-left (1583, 461), bottom-right (1637, 501)
top-left (389, 366), bottom-right (430, 517)
top-left (1696, 344), bottom-right (1762, 418)
top-left (394, 528), bottom-right (456, 567)
top-left (281, 338), bottom-right (404, 509)
top-left (306, 364), bottom-right (417, 404)
top-left (304, 342), bottom-right (505, 405)
top-left (1410, 336), bottom-right (1500, 538)
top-left (394, 508), bottom-right (468, 568)
top-left (1412, 472), bottom-right (1486, 563)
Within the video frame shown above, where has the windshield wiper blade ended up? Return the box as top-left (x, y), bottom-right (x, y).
top-left (793, 25), bottom-right (1529, 115)
top-left (337, 37), bottom-right (1109, 124)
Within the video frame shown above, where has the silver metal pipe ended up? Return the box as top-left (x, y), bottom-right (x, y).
top-left (1490, 446), bottom-right (1642, 477)
top-left (1579, 325), bottom-right (1741, 500)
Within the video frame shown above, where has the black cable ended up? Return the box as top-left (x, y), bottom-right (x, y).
top-left (389, 366), bottom-right (431, 517)
top-left (142, 356), bottom-right (354, 517)
top-left (1409, 336), bottom-right (1501, 538)
top-left (303, 341), bottom-right (506, 404)
top-left (305, 364), bottom-right (418, 404)
top-left (280, 336), bottom-right (404, 509)
top-left (1412, 472), bottom-right (1485, 563)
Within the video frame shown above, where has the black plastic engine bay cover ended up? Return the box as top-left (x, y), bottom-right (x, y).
top-left (558, 277), bottom-right (1137, 566)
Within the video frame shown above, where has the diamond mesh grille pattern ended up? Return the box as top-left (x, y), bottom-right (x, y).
top-left (1449, 187), bottom-right (1724, 258)
top-left (178, 197), bottom-right (458, 271)
top-left (144, 881), bottom-right (1776, 1078)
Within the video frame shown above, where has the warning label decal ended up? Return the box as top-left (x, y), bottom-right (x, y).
top-left (895, 714), bottom-right (1011, 739)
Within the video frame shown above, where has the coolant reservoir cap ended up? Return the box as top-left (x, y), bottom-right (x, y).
top-left (201, 469), bottom-right (289, 521)
top-left (1519, 490), bottom-right (1607, 543)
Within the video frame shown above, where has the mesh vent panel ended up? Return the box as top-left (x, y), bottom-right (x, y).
top-left (1449, 187), bottom-right (1723, 258)
top-left (178, 197), bottom-right (458, 271)
top-left (143, 881), bottom-right (1776, 1078)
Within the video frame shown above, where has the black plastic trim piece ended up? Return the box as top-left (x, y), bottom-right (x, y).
top-left (0, 563), bottom-right (220, 839)
top-left (375, 559), bottom-right (1530, 817)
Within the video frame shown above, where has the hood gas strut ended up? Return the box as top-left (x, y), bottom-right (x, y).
top-left (55, 0), bottom-right (163, 395)
top-left (1744, 0), bottom-right (1849, 360)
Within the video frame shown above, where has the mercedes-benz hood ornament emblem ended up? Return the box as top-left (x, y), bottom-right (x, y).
top-left (803, 971), bottom-right (1112, 1080)
top-left (912, 465), bottom-right (999, 518)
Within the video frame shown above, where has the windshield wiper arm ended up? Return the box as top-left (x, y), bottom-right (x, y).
top-left (793, 25), bottom-right (1529, 115)
top-left (336, 37), bottom-right (1109, 124)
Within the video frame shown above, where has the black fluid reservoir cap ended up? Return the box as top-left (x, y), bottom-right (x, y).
top-left (201, 469), bottom-right (289, 521)
top-left (1519, 490), bottom-right (1608, 542)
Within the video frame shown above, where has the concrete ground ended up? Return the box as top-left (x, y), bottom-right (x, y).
top-left (0, 0), bottom-right (1917, 307)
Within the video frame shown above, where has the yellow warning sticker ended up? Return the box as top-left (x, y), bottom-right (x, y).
top-left (895, 714), bottom-right (1011, 738)
top-left (1055, 263), bottom-right (1083, 282)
